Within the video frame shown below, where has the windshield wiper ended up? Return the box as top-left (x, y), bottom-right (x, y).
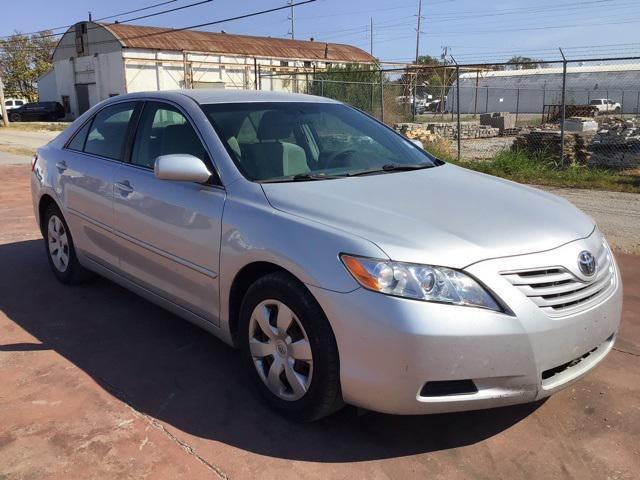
top-left (349, 163), bottom-right (434, 177)
top-left (260, 173), bottom-right (344, 183)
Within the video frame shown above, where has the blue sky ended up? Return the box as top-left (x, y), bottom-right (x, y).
top-left (2, 0), bottom-right (637, 63)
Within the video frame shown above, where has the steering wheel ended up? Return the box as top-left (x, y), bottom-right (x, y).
top-left (327, 149), bottom-right (359, 169)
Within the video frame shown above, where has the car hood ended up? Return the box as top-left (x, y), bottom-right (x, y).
top-left (261, 164), bottom-right (595, 268)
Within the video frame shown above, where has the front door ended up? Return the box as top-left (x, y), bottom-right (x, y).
top-left (113, 101), bottom-right (225, 324)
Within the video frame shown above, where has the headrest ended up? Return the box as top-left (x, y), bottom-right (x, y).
top-left (162, 123), bottom-right (203, 158)
top-left (257, 111), bottom-right (295, 141)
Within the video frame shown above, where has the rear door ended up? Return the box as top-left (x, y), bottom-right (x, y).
top-left (58, 101), bottom-right (140, 267)
top-left (113, 101), bottom-right (225, 324)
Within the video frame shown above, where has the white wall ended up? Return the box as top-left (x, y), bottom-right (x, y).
top-left (37, 70), bottom-right (57, 102)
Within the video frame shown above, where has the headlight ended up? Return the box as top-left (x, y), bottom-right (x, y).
top-left (341, 254), bottom-right (501, 311)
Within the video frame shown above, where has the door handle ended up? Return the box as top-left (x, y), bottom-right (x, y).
top-left (115, 180), bottom-right (134, 195)
top-left (55, 161), bottom-right (67, 172)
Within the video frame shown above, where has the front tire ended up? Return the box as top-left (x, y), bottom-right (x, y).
top-left (43, 204), bottom-right (91, 284)
top-left (239, 271), bottom-right (343, 422)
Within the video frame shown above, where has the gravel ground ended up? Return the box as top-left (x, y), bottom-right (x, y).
top-left (458, 136), bottom-right (515, 160)
top-left (536, 185), bottom-right (640, 254)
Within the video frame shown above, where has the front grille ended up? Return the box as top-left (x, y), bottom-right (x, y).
top-left (501, 243), bottom-right (615, 315)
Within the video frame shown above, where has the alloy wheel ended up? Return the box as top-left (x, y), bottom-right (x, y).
top-left (48, 215), bottom-right (69, 273)
top-left (248, 299), bottom-right (313, 401)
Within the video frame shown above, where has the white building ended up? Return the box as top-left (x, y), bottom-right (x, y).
top-left (447, 63), bottom-right (640, 114)
top-left (38, 21), bottom-right (375, 118)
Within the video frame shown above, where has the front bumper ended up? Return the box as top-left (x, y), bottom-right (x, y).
top-left (308, 233), bottom-right (623, 415)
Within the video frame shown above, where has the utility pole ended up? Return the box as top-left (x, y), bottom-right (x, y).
top-left (288, 0), bottom-right (295, 40)
top-left (370, 17), bottom-right (373, 56)
top-left (413, 0), bottom-right (423, 116)
top-left (414, 0), bottom-right (423, 64)
top-left (0, 75), bottom-right (9, 127)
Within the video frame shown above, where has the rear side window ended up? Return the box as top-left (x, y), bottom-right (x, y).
top-left (15, 100), bottom-right (24, 106)
top-left (84, 102), bottom-right (137, 160)
top-left (67, 121), bottom-right (91, 152)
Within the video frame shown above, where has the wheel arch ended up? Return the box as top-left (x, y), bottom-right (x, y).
top-left (228, 261), bottom-right (316, 347)
top-left (38, 193), bottom-right (61, 236)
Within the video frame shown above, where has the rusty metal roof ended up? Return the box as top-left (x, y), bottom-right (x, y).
top-left (101, 23), bottom-right (375, 63)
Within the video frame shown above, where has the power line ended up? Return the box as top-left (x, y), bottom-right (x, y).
top-left (1, 0), bottom-right (319, 54)
top-left (9, 0), bottom-right (215, 41)
top-left (0, 0), bottom-right (180, 39)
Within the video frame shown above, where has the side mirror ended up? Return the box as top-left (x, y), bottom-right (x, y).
top-left (409, 138), bottom-right (424, 149)
top-left (154, 154), bottom-right (212, 183)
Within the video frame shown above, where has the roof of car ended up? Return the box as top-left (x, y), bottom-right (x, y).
top-left (177, 89), bottom-right (341, 105)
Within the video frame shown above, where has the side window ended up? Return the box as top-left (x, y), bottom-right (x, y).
top-left (131, 102), bottom-right (208, 169)
top-left (67, 121), bottom-right (91, 151)
top-left (15, 100), bottom-right (24, 106)
top-left (83, 102), bottom-right (136, 160)
top-left (5, 100), bottom-right (12, 107)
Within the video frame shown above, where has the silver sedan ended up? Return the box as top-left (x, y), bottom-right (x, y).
top-left (31, 90), bottom-right (622, 421)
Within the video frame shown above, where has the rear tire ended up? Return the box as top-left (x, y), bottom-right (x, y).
top-left (9, 112), bottom-right (21, 122)
top-left (43, 204), bottom-right (92, 285)
top-left (239, 271), bottom-right (343, 422)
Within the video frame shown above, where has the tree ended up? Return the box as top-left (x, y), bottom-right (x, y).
top-left (311, 63), bottom-right (381, 112)
top-left (0, 31), bottom-right (56, 101)
top-left (501, 55), bottom-right (544, 70)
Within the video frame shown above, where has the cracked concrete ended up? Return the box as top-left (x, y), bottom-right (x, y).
top-left (1, 163), bottom-right (639, 479)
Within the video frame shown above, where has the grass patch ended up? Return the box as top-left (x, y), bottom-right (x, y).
top-left (441, 150), bottom-right (640, 194)
top-left (1, 122), bottom-right (69, 132)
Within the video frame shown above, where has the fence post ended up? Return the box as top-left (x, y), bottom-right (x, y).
top-left (454, 60), bottom-right (461, 161)
top-left (559, 49), bottom-right (567, 166)
top-left (370, 81), bottom-right (374, 114)
top-left (637, 91), bottom-right (640, 115)
top-left (542, 82), bottom-right (547, 123)
top-left (515, 88), bottom-right (520, 125)
top-left (379, 69), bottom-right (385, 123)
top-left (485, 87), bottom-right (489, 113)
top-left (622, 90), bottom-right (625, 115)
top-left (473, 70), bottom-right (479, 116)
top-left (320, 78), bottom-right (324, 97)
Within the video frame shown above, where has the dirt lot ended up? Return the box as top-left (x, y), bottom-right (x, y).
top-left (1, 164), bottom-right (639, 479)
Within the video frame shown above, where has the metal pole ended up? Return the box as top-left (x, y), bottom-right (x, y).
top-left (559, 48), bottom-right (567, 166)
top-left (370, 17), bottom-right (373, 56)
top-left (515, 88), bottom-right (520, 124)
top-left (288, 0), bottom-right (295, 39)
top-left (542, 82), bottom-right (546, 123)
top-left (0, 75), bottom-right (9, 127)
top-left (485, 87), bottom-right (489, 113)
top-left (473, 70), bottom-right (479, 116)
top-left (450, 57), bottom-right (461, 161)
top-left (380, 69), bottom-right (385, 123)
top-left (622, 90), bottom-right (625, 115)
top-left (254, 58), bottom-right (258, 90)
top-left (636, 90), bottom-right (640, 115)
top-left (257, 64), bottom-right (262, 90)
top-left (413, 0), bottom-right (422, 117)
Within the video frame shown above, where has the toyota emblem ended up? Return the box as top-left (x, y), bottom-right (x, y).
top-left (577, 250), bottom-right (597, 276)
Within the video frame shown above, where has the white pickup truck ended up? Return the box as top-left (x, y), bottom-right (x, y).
top-left (590, 98), bottom-right (621, 114)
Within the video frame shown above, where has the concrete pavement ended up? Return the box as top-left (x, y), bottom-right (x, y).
top-left (0, 164), bottom-right (639, 479)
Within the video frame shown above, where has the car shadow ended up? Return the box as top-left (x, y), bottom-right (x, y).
top-left (0, 239), bottom-right (544, 462)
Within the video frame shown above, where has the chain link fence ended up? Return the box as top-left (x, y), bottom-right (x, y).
top-left (258, 57), bottom-right (640, 171)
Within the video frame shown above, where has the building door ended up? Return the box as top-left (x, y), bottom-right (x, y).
top-left (76, 84), bottom-right (90, 115)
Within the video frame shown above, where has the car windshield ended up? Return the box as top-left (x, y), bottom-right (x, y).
top-left (202, 102), bottom-right (439, 182)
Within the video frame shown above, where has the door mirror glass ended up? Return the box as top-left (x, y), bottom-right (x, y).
top-left (154, 154), bottom-right (212, 183)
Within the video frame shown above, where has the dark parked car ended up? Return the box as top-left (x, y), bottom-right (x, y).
top-left (9, 102), bottom-right (65, 122)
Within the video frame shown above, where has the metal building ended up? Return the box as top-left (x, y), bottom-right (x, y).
top-left (38, 21), bottom-right (375, 118)
top-left (447, 63), bottom-right (640, 114)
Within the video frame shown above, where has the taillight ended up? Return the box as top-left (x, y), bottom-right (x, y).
top-left (31, 154), bottom-right (38, 172)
